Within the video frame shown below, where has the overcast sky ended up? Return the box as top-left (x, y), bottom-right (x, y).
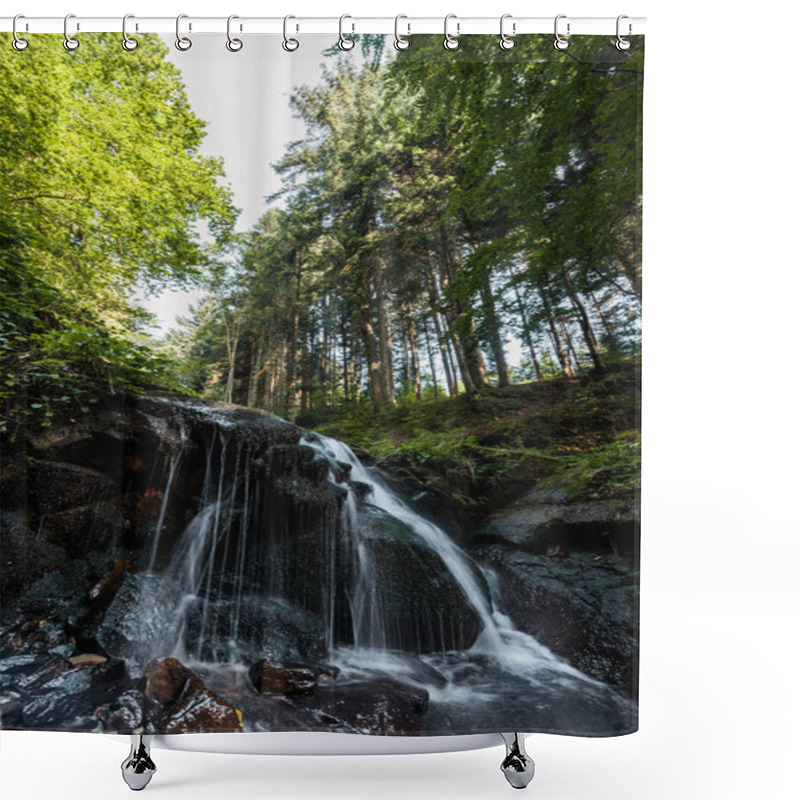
top-left (141, 34), bottom-right (332, 331)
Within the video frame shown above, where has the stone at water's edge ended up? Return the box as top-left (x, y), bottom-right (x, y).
top-left (474, 544), bottom-right (638, 693)
top-left (287, 677), bottom-right (430, 735)
top-left (144, 657), bottom-right (242, 734)
top-left (249, 659), bottom-right (327, 695)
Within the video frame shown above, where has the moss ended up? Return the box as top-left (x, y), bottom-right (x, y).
top-left (314, 359), bottom-right (641, 518)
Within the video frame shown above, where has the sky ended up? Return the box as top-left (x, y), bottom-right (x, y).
top-left (140, 34), bottom-right (331, 332)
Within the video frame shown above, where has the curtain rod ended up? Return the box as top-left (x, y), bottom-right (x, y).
top-left (1, 16), bottom-right (646, 36)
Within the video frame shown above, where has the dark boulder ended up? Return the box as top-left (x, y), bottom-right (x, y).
top-left (249, 659), bottom-right (322, 695)
top-left (143, 657), bottom-right (241, 734)
top-left (90, 572), bottom-right (181, 672)
top-left (181, 596), bottom-right (328, 665)
top-left (475, 486), bottom-right (639, 558)
top-left (0, 512), bottom-right (68, 622)
top-left (28, 461), bottom-right (115, 515)
top-left (288, 677), bottom-right (429, 735)
top-left (352, 507), bottom-right (486, 653)
top-left (474, 544), bottom-right (638, 693)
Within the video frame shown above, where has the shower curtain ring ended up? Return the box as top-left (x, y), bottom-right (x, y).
top-left (554, 14), bottom-right (570, 51)
top-left (63, 13), bottom-right (79, 51)
top-left (394, 15), bottom-right (410, 50)
top-left (443, 14), bottom-right (459, 50)
top-left (175, 14), bottom-right (192, 51)
top-left (283, 15), bottom-right (299, 51)
top-left (226, 15), bottom-right (243, 52)
top-left (12, 14), bottom-right (28, 51)
top-left (615, 14), bottom-right (632, 50)
top-left (122, 14), bottom-right (139, 51)
top-left (338, 14), bottom-right (355, 50)
top-left (499, 14), bottom-right (515, 50)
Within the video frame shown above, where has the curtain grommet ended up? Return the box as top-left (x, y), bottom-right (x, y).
top-left (283, 15), bottom-right (299, 51)
top-left (122, 14), bottom-right (139, 51)
top-left (12, 15), bottom-right (29, 51)
top-left (615, 15), bottom-right (632, 50)
top-left (554, 15), bottom-right (570, 50)
top-left (443, 14), bottom-right (459, 50)
top-left (175, 14), bottom-right (192, 51)
top-left (226, 15), bottom-right (243, 52)
top-left (63, 13), bottom-right (79, 51)
top-left (394, 15), bottom-right (410, 50)
top-left (338, 14), bottom-right (355, 51)
top-left (499, 14), bottom-right (515, 50)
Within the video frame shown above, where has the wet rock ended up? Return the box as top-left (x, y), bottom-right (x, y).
top-left (29, 461), bottom-right (115, 515)
top-left (90, 572), bottom-right (180, 672)
top-left (182, 597), bottom-right (328, 665)
top-left (102, 688), bottom-right (145, 733)
top-left (249, 660), bottom-right (322, 695)
top-left (0, 512), bottom-right (68, 621)
top-left (474, 544), bottom-right (638, 693)
top-left (18, 560), bottom-right (96, 626)
top-left (475, 486), bottom-right (639, 557)
top-left (18, 657), bottom-right (131, 731)
top-left (68, 653), bottom-right (108, 666)
top-left (289, 677), bottom-right (429, 735)
top-left (144, 657), bottom-right (241, 734)
top-left (353, 507), bottom-right (485, 653)
top-left (38, 501), bottom-right (130, 557)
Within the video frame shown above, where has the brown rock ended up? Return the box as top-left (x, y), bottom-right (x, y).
top-left (144, 657), bottom-right (204, 708)
top-left (144, 657), bottom-right (241, 734)
top-left (68, 653), bottom-right (108, 666)
top-left (249, 659), bottom-right (320, 695)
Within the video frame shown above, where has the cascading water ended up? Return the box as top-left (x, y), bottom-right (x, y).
top-left (302, 433), bottom-right (588, 682)
top-left (136, 408), bottom-right (631, 733)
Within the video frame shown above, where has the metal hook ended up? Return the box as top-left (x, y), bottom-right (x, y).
top-left (554, 14), bottom-right (570, 51)
top-left (394, 15), bottom-right (410, 51)
top-left (615, 14), bottom-right (631, 50)
top-left (443, 14), bottom-right (459, 51)
top-left (122, 14), bottom-right (138, 51)
top-left (338, 14), bottom-right (355, 51)
top-left (283, 15), bottom-right (299, 51)
top-left (63, 13), bottom-right (79, 51)
top-left (175, 13), bottom-right (192, 51)
top-left (12, 14), bottom-right (28, 51)
top-left (226, 14), bottom-right (243, 52)
top-left (499, 14), bottom-right (515, 50)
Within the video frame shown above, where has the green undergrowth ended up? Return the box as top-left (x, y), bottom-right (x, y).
top-left (313, 359), bottom-right (640, 515)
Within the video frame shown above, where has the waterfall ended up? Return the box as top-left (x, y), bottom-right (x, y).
top-left (148, 414), bottom-right (597, 698)
top-left (303, 433), bottom-right (505, 653)
top-left (302, 432), bottom-right (589, 687)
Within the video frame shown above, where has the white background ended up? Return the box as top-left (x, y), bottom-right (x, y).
top-left (2, 1), bottom-right (799, 799)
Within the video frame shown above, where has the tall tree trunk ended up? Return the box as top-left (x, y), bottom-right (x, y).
top-left (563, 268), bottom-right (604, 370)
top-left (541, 290), bottom-right (570, 377)
top-left (286, 309), bottom-right (299, 421)
top-left (423, 316), bottom-right (440, 399)
top-left (479, 278), bottom-right (510, 387)
top-left (425, 268), bottom-right (458, 396)
top-left (505, 264), bottom-right (543, 380)
top-left (358, 298), bottom-right (385, 408)
top-left (408, 314), bottom-right (422, 400)
top-left (560, 319), bottom-right (580, 375)
top-left (373, 258), bottom-right (396, 405)
top-left (589, 290), bottom-right (621, 354)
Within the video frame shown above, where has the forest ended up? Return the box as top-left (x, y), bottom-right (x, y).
top-left (165, 36), bottom-right (643, 427)
top-left (1, 35), bottom-right (642, 436)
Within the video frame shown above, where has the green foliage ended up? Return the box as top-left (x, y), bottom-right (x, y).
top-left (548, 431), bottom-right (641, 505)
top-left (1, 36), bottom-right (236, 431)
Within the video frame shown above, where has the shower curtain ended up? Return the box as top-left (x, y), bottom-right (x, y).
top-left (0, 29), bottom-right (642, 738)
